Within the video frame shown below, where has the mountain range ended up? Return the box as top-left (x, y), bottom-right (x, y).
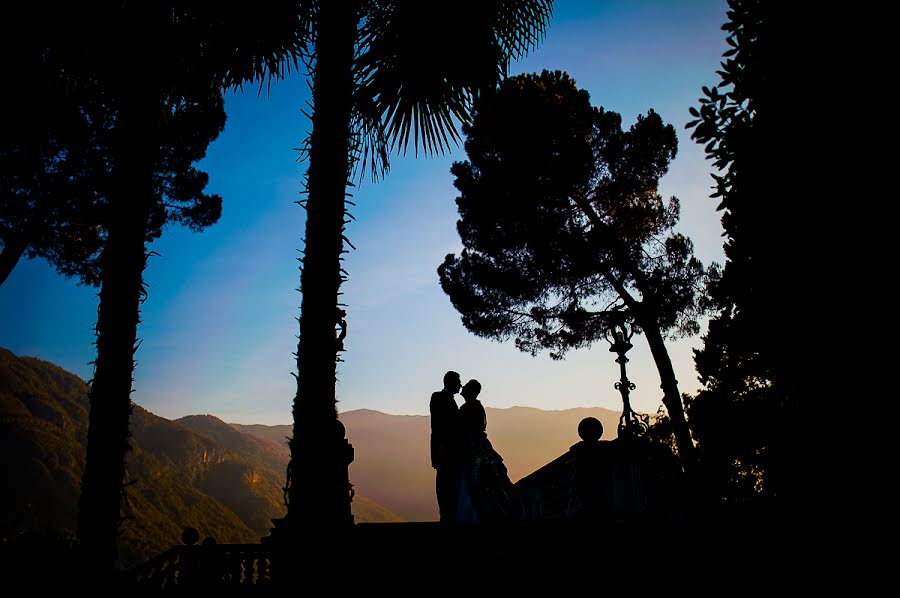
top-left (0, 346), bottom-right (628, 564)
top-left (233, 405), bottom-right (625, 521)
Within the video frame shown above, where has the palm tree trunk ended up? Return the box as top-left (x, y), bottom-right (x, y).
top-left (286, 0), bottom-right (359, 530)
top-left (76, 84), bottom-right (156, 571)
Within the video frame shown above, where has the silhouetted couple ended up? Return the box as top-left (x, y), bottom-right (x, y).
top-left (430, 370), bottom-right (517, 524)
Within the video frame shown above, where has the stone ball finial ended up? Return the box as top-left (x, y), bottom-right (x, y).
top-left (578, 417), bottom-right (603, 442)
top-left (181, 527), bottom-right (200, 546)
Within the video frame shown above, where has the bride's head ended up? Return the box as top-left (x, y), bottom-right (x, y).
top-left (461, 379), bottom-right (482, 401)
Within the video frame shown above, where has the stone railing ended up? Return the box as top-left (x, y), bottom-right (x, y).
top-left (127, 541), bottom-right (273, 591)
top-left (513, 417), bottom-right (657, 522)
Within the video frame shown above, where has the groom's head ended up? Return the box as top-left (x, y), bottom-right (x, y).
top-left (443, 371), bottom-right (462, 394)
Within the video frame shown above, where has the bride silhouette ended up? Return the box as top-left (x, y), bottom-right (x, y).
top-left (455, 379), bottom-right (518, 523)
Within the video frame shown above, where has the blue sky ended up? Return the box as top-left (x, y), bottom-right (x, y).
top-left (0, 0), bottom-right (729, 425)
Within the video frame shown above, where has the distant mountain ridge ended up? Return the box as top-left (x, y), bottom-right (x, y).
top-left (2, 345), bottom-right (632, 561)
top-left (0, 347), bottom-right (402, 566)
top-left (233, 404), bottom-right (625, 521)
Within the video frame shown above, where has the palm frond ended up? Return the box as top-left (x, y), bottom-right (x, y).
top-left (354, 0), bottom-right (553, 159)
top-left (170, 1), bottom-right (315, 92)
top-left (349, 79), bottom-right (391, 182)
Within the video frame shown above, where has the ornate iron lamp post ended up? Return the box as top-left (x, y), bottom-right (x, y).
top-left (605, 311), bottom-right (650, 520)
top-left (605, 312), bottom-right (647, 439)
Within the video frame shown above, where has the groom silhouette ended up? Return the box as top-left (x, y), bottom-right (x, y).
top-left (430, 370), bottom-right (462, 523)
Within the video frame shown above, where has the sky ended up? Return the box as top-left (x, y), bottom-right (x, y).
top-left (0, 0), bottom-right (729, 425)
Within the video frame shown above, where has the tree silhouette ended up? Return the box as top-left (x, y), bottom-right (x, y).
top-left (438, 70), bottom-right (704, 463)
top-left (285, 0), bottom-right (552, 530)
top-left (0, 48), bottom-right (105, 287)
top-left (683, 2), bottom-right (866, 585)
top-left (0, 67), bottom-right (225, 288)
top-left (3, 2), bottom-right (311, 572)
top-left (684, 0), bottom-right (797, 504)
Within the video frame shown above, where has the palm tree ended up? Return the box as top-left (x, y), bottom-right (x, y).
top-left (285, 0), bottom-right (553, 530)
top-left (7, 2), bottom-right (313, 573)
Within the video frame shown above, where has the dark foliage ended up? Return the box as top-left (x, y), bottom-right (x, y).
top-left (0, 72), bottom-right (224, 286)
top-left (685, 10), bottom-right (864, 583)
top-left (684, 0), bottom-right (805, 505)
top-left (0, 1), bottom-right (296, 286)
